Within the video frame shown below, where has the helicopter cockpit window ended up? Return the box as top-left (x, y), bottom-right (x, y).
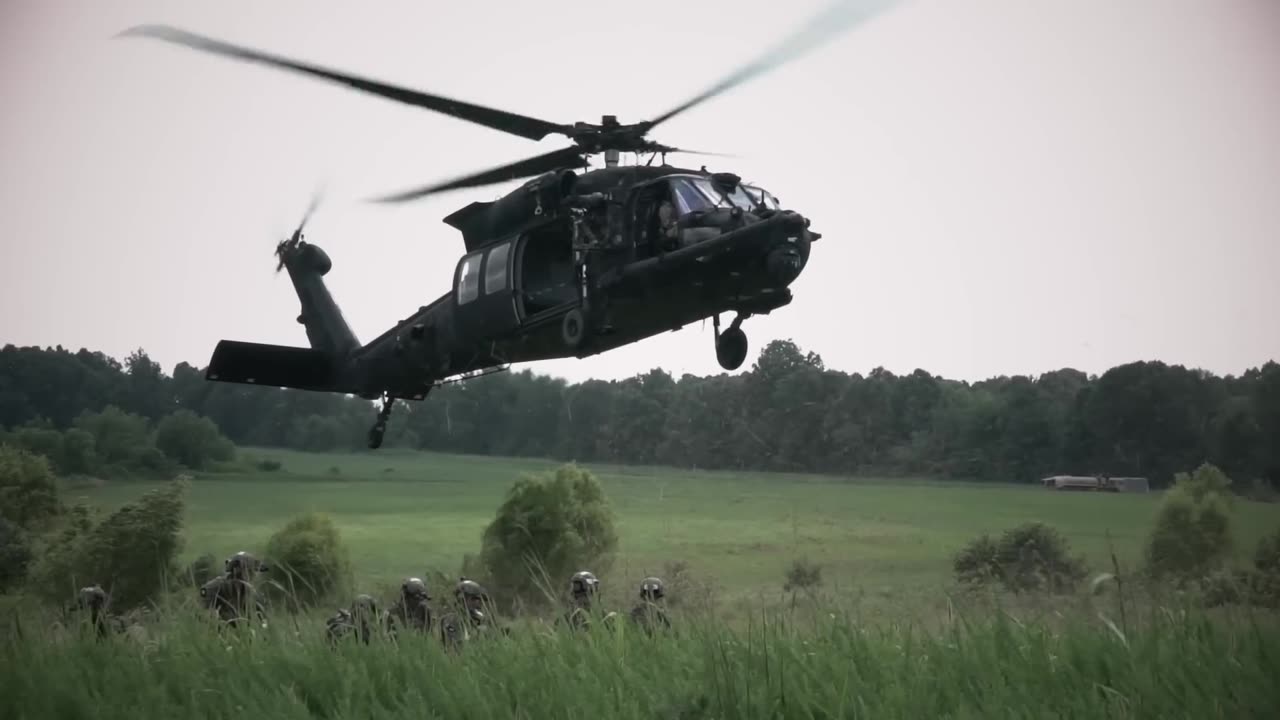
top-left (484, 241), bottom-right (510, 295)
top-left (670, 178), bottom-right (716, 216)
top-left (457, 251), bottom-right (481, 305)
top-left (743, 185), bottom-right (781, 210)
top-left (689, 177), bottom-right (758, 212)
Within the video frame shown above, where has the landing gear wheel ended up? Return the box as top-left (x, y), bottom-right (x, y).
top-left (562, 308), bottom-right (585, 348)
top-left (367, 396), bottom-right (393, 450)
top-left (715, 327), bottom-right (748, 371)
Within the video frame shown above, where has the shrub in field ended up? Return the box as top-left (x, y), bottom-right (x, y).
top-left (479, 463), bottom-right (618, 608)
top-left (154, 410), bottom-right (236, 470)
top-left (1255, 527), bottom-right (1280, 575)
top-left (953, 522), bottom-right (1087, 594)
top-left (30, 480), bottom-right (187, 610)
top-left (1144, 464), bottom-right (1234, 581)
top-left (953, 534), bottom-right (1001, 585)
top-left (182, 553), bottom-right (219, 587)
top-left (783, 558), bottom-right (823, 593)
top-left (0, 444), bottom-right (62, 530)
top-left (263, 511), bottom-right (352, 609)
top-left (1205, 527), bottom-right (1280, 609)
top-left (994, 522), bottom-right (1089, 593)
top-left (0, 517), bottom-right (33, 594)
top-left (255, 459), bottom-right (283, 472)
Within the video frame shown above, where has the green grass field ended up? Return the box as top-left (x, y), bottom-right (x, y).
top-left (62, 448), bottom-right (1279, 619)
top-left (11, 449), bottom-right (1279, 718)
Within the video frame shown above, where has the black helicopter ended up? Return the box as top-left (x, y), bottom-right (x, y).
top-left (121, 0), bottom-right (897, 448)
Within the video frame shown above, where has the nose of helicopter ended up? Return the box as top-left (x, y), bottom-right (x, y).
top-left (763, 212), bottom-right (814, 287)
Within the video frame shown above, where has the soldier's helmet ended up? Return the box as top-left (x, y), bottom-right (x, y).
top-left (225, 551), bottom-right (267, 581)
top-left (77, 585), bottom-right (107, 611)
top-left (570, 571), bottom-right (600, 599)
top-left (401, 577), bottom-right (430, 602)
top-left (351, 594), bottom-right (379, 623)
top-left (455, 578), bottom-right (488, 622)
top-left (639, 576), bottom-right (665, 601)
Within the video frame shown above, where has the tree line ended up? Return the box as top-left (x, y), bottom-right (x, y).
top-left (2, 342), bottom-right (1277, 487)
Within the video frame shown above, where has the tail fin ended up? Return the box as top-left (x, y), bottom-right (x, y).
top-left (275, 236), bottom-right (360, 356)
top-left (206, 340), bottom-right (355, 393)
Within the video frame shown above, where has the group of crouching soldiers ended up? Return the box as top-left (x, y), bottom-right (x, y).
top-left (69, 551), bottom-right (672, 650)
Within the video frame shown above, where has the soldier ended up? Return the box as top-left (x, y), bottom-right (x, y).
top-left (438, 577), bottom-right (498, 650)
top-left (325, 594), bottom-right (385, 645)
top-left (199, 551), bottom-right (269, 629)
top-left (386, 576), bottom-right (433, 638)
top-left (560, 570), bottom-right (617, 631)
top-left (629, 576), bottom-right (672, 636)
top-left (68, 585), bottom-right (122, 639)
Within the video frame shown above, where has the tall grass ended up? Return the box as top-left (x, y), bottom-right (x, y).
top-left (4, 599), bottom-right (1276, 719)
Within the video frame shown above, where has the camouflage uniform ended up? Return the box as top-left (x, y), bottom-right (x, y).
top-left (386, 577), bottom-right (433, 639)
top-left (629, 576), bottom-right (672, 636)
top-left (199, 551), bottom-right (269, 629)
top-left (68, 585), bottom-right (123, 639)
top-left (438, 578), bottom-right (499, 650)
top-left (559, 570), bottom-right (617, 630)
top-left (325, 594), bottom-right (385, 645)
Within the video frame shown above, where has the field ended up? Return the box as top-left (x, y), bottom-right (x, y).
top-left (9, 449), bottom-right (1280, 718)
top-left (63, 448), bottom-right (1279, 618)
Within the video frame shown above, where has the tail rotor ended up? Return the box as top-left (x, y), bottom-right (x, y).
top-left (276, 186), bottom-right (325, 273)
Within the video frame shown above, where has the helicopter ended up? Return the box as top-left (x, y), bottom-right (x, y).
top-left (120, 0), bottom-right (898, 449)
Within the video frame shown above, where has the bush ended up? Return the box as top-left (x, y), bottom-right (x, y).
top-left (182, 553), bottom-right (219, 587)
top-left (30, 480), bottom-right (187, 610)
top-left (154, 410), bottom-right (235, 470)
top-left (1145, 465), bottom-right (1234, 581)
top-left (255, 459), bottom-right (283, 473)
top-left (479, 463), bottom-right (619, 608)
top-left (953, 534), bottom-right (1001, 585)
top-left (0, 444), bottom-right (62, 530)
top-left (784, 558), bottom-right (823, 593)
top-left (1255, 527), bottom-right (1280, 574)
top-left (994, 522), bottom-right (1089, 593)
top-left (263, 512), bottom-right (352, 609)
top-left (0, 517), bottom-right (32, 594)
top-left (953, 522), bottom-right (1087, 594)
top-left (1202, 568), bottom-right (1280, 610)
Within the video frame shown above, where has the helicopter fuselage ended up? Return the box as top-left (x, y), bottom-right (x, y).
top-left (205, 164), bottom-right (818, 408)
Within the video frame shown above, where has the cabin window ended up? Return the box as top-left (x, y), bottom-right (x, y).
top-left (484, 241), bottom-right (511, 295)
top-left (456, 251), bottom-right (481, 305)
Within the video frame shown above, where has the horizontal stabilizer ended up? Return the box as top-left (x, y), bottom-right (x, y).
top-left (206, 340), bottom-right (345, 392)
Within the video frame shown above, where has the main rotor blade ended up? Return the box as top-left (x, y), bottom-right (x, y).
top-left (642, 0), bottom-right (901, 131)
top-left (370, 146), bottom-right (588, 204)
top-left (118, 24), bottom-right (570, 142)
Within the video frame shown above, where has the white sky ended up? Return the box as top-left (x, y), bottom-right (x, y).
top-left (2, 0), bottom-right (1278, 384)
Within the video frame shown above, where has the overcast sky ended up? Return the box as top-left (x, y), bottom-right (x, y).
top-left (2, 0), bottom-right (1277, 385)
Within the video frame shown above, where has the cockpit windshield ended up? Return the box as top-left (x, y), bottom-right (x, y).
top-left (743, 185), bottom-right (781, 210)
top-left (668, 175), bottom-right (782, 215)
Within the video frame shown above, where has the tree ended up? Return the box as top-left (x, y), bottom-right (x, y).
top-left (31, 479), bottom-right (187, 610)
top-left (0, 517), bottom-right (32, 593)
top-left (155, 409), bottom-right (235, 469)
top-left (0, 444), bottom-right (61, 530)
top-left (479, 464), bottom-right (618, 607)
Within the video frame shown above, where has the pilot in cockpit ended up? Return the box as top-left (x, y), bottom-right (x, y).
top-left (657, 194), bottom-right (680, 250)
